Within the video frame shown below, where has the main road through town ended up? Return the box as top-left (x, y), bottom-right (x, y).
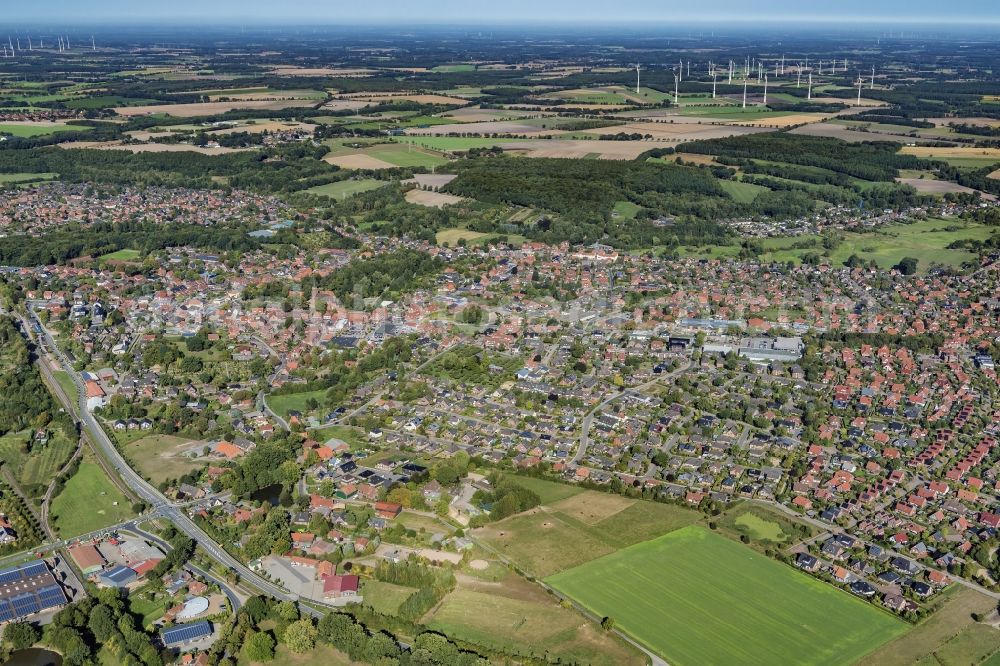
top-left (24, 309), bottom-right (305, 608)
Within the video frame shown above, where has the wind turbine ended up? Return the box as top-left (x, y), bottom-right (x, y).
top-left (712, 73), bottom-right (717, 99)
top-left (780, 54), bottom-right (785, 75)
top-left (807, 71), bottom-right (813, 100)
top-left (742, 78), bottom-right (748, 108)
top-left (797, 63), bottom-right (802, 88)
top-left (856, 75), bottom-right (863, 106)
top-left (763, 74), bottom-right (768, 105)
top-left (65, 35), bottom-right (70, 49)
top-left (634, 63), bottom-right (641, 95)
top-left (27, 36), bottom-right (32, 50)
top-left (674, 73), bottom-right (679, 105)
top-left (92, 34), bottom-right (96, 51)
top-left (728, 60), bottom-right (734, 85)
top-left (686, 60), bottom-right (690, 78)
top-left (870, 65), bottom-right (875, 89)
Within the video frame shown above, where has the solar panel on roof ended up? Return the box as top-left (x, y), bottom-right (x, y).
top-left (36, 584), bottom-right (66, 609)
top-left (11, 593), bottom-right (40, 616)
top-left (0, 560), bottom-right (47, 584)
top-left (0, 601), bottom-right (15, 623)
top-left (162, 620), bottom-right (212, 645)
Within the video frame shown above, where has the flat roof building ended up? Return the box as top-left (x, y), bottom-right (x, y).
top-left (0, 560), bottom-right (67, 623)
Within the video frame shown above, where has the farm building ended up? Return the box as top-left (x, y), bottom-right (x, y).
top-left (0, 560), bottom-right (67, 622)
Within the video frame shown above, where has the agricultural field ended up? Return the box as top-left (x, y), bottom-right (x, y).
top-left (0, 122), bottom-right (91, 137)
top-left (49, 452), bottom-right (135, 537)
top-left (857, 587), bottom-right (1000, 666)
top-left (0, 172), bottom-right (58, 184)
top-left (123, 434), bottom-right (207, 485)
top-left (547, 526), bottom-right (908, 666)
top-left (305, 179), bottom-right (388, 200)
top-left (475, 491), bottom-right (700, 577)
top-left (0, 429), bottom-right (76, 497)
top-left (425, 572), bottom-right (645, 666)
top-left (507, 475), bottom-right (584, 505)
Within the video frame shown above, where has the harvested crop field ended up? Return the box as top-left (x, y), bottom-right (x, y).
top-left (324, 153), bottom-right (398, 169)
top-left (57, 141), bottom-right (249, 154)
top-left (896, 177), bottom-right (985, 196)
top-left (402, 173), bottom-right (457, 188)
top-left (547, 526), bottom-right (908, 666)
top-left (580, 120), bottom-right (768, 141)
top-left (407, 120), bottom-right (566, 136)
top-left (334, 93), bottom-right (470, 106)
top-left (901, 146), bottom-right (1000, 160)
top-left (269, 66), bottom-right (375, 77)
top-left (441, 107), bottom-right (553, 122)
top-left (405, 189), bottom-right (466, 207)
top-left (114, 99), bottom-right (316, 117)
top-left (790, 122), bottom-right (910, 143)
top-left (503, 139), bottom-right (654, 159)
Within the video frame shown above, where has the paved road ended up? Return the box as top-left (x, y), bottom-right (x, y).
top-left (28, 310), bottom-right (298, 604)
top-left (573, 360), bottom-right (691, 465)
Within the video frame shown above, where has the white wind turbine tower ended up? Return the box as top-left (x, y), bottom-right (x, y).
top-left (763, 74), bottom-right (768, 105)
top-left (728, 60), bottom-right (733, 84)
top-left (797, 63), bottom-right (802, 88)
top-left (712, 72), bottom-right (717, 98)
top-left (27, 36), bottom-right (32, 50)
top-left (843, 58), bottom-right (848, 72)
top-left (856, 74), bottom-right (863, 106)
top-left (686, 60), bottom-right (690, 78)
top-left (742, 78), bottom-right (748, 108)
top-left (674, 72), bottom-right (679, 105)
top-left (870, 65), bottom-right (875, 90)
top-left (65, 35), bottom-right (70, 49)
top-left (807, 71), bottom-right (813, 100)
top-left (780, 54), bottom-right (785, 75)
top-left (634, 63), bottom-right (641, 95)
top-left (678, 59), bottom-right (683, 82)
top-left (92, 34), bottom-right (96, 51)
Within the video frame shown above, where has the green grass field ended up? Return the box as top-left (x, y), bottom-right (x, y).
top-left (265, 389), bottom-right (327, 419)
top-left (612, 200), bottom-right (642, 219)
top-left (124, 434), bottom-right (205, 484)
top-left (393, 136), bottom-right (530, 152)
top-left (426, 574), bottom-right (645, 666)
top-left (306, 179), bottom-right (388, 200)
top-left (431, 64), bottom-right (476, 73)
top-left (548, 527), bottom-right (907, 666)
top-left (508, 475), bottom-right (584, 505)
top-left (362, 580), bottom-right (417, 616)
top-left (0, 123), bottom-right (90, 137)
top-left (435, 228), bottom-right (492, 246)
top-left (0, 172), bottom-right (58, 184)
top-left (475, 492), bottom-right (700, 577)
top-left (364, 144), bottom-right (449, 168)
top-left (98, 248), bottom-right (141, 262)
top-left (52, 370), bottom-right (80, 405)
top-left (50, 454), bottom-right (135, 537)
top-left (720, 179), bottom-right (768, 203)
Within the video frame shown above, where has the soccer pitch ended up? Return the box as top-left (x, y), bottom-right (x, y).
top-left (546, 526), bottom-right (907, 666)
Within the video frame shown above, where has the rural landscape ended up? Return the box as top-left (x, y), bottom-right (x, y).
top-left (0, 2), bottom-right (999, 666)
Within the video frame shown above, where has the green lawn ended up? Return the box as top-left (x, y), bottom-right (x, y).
top-left (612, 200), bottom-right (642, 219)
top-left (124, 434), bottom-right (205, 485)
top-left (508, 475), bottom-right (583, 505)
top-left (392, 136), bottom-right (530, 152)
top-left (98, 248), bottom-right (141, 262)
top-left (49, 455), bottom-right (135, 537)
top-left (361, 580), bottom-right (417, 616)
top-left (547, 526), bottom-right (907, 666)
top-left (265, 389), bottom-right (327, 419)
top-left (309, 424), bottom-right (367, 450)
top-left (720, 179), bottom-right (768, 203)
top-left (0, 172), bottom-right (58, 184)
top-left (0, 123), bottom-right (90, 137)
top-left (52, 370), bottom-right (80, 405)
top-left (364, 144), bottom-right (449, 168)
top-left (305, 179), bottom-right (388, 200)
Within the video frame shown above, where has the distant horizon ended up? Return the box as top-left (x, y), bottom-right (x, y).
top-left (4, 0), bottom-right (999, 28)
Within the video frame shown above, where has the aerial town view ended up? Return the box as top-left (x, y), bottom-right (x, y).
top-left (0, 1), bottom-right (998, 665)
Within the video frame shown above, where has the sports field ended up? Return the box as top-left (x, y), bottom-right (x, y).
top-left (546, 526), bottom-right (907, 666)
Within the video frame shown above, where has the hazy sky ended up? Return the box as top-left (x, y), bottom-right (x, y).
top-left (7, 0), bottom-right (1000, 25)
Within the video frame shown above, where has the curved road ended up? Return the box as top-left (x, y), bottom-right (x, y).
top-left (28, 310), bottom-right (298, 605)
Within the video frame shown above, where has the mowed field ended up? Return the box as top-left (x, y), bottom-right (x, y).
top-left (0, 122), bottom-right (90, 137)
top-left (50, 454), bottom-right (134, 537)
top-left (547, 526), bottom-right (908, 666)
top-left (475, 485), bottom-right (700, 577)
top-left (306, 179), bottom-right (388, 200)
top-left (124, 434), bottom-right (206, 484)
top-left (425, 571), bottom-right (645, 666)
